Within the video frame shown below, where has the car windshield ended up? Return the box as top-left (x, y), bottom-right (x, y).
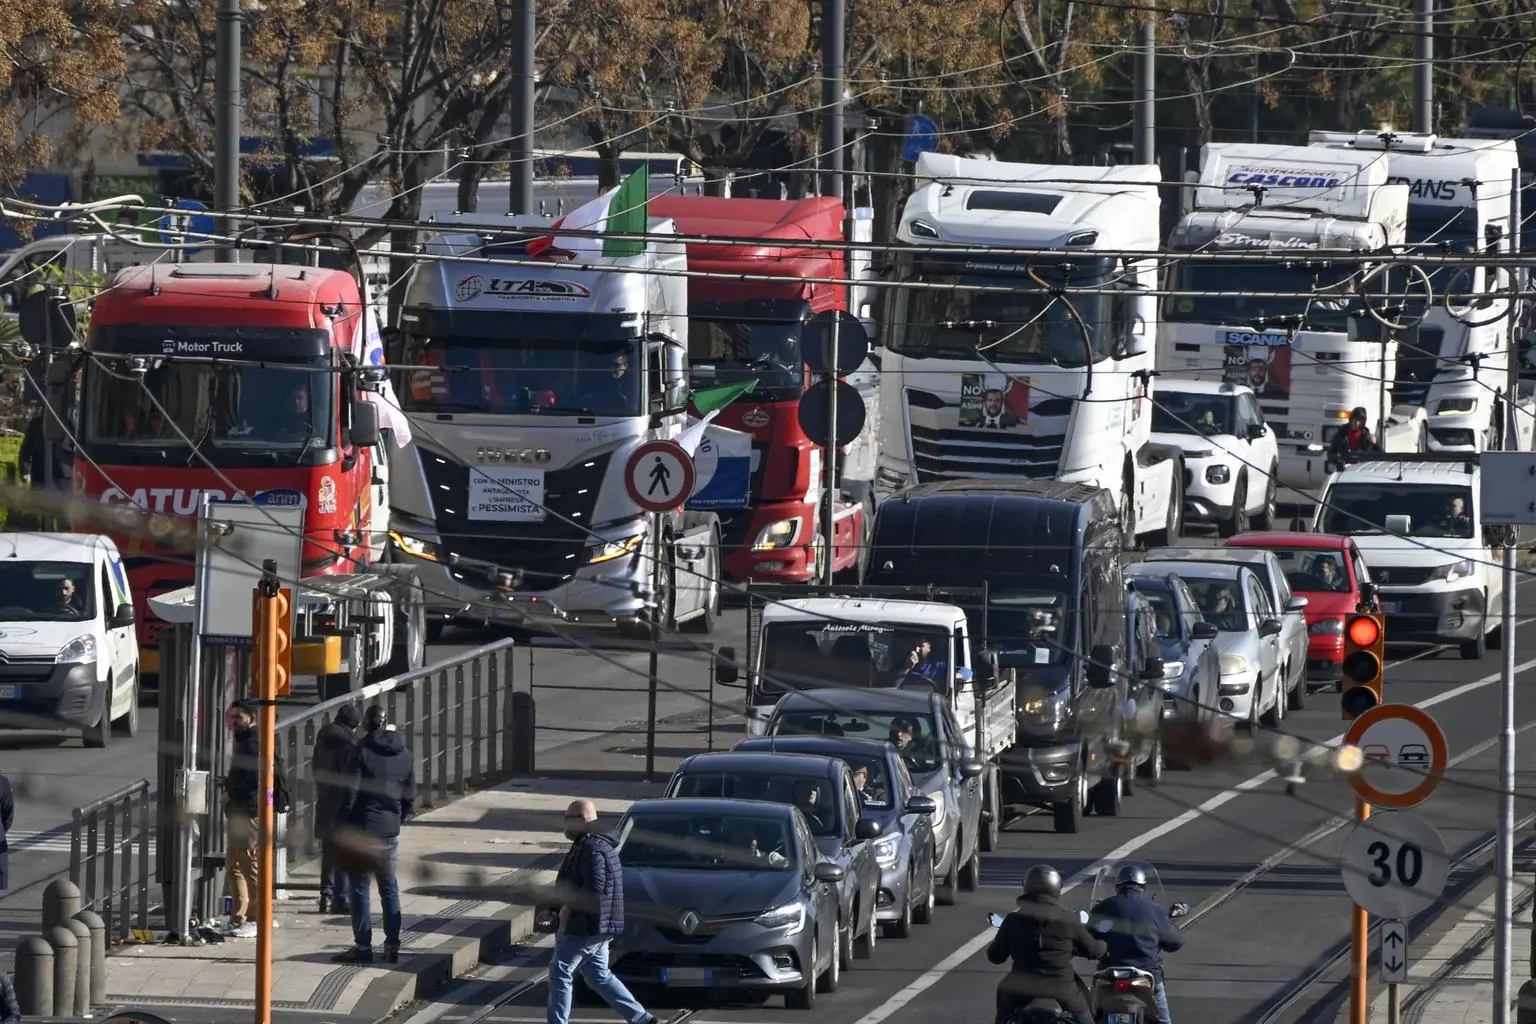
top-left (617, 812), bottom-right (797, 871)
top-left (84, 359), bottom-right (334, 452)
top-left (1183, 577), bottom-right (1250, 632)
top-left (983, 588), bottom-right (1072, 666)
top-left (1320, 484), bottom-right (1475, 539)
top-left (1153, 391), bottom-right (1235, 436)
top-left (400, 334), bottom-right (641, 417)
top-left (771, 711), bottom-right (942, 774)
top-left (0, 561), bottom-right (96, 623)
top-left (1163, 259), bottom-right (1362, 331)
top-left (759, 621), bottom-right (952, 695)
top-left (687, 318), bottom-right (804, 398)
top-left (1267, 547), bottom-right (1352, 593)
top-left (669, 772), bottom-right (842, 837)
top-left (1136, 586), bottom-right (1180, 638)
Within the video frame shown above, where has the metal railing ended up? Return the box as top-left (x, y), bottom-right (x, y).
top-left (68, 780), bottom-right (153, 945)
top-left (277, 638), bottom-right (521, 862)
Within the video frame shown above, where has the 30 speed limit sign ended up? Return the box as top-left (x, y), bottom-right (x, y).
top-left (1340, 810), bottom-right (1449, 918)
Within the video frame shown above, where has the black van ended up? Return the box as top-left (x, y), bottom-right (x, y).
top-left (865, 478), bottom-right (1128, 834)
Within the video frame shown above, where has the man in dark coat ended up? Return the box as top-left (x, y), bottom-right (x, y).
top-left (0, 771), bottom-right (14, 891)
top-left (332, 705), bottom-right (416, 964)
top-left (988, 865), bottom-right (1105, 1024)
top-left (1089, 863), bottom-right (1185, 1024)
top-left (221, 700), bottom-right (289, 939)
top-left (310, 703), bottom-right (361, 914)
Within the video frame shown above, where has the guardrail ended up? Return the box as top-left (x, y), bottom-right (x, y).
top-left (68, 780), bottom-right (153, 945)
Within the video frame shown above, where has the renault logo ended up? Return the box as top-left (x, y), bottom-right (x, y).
top-left (677, 909), bottom-right (700, 936)
top-left (476, 448), bottom-right (552, 464)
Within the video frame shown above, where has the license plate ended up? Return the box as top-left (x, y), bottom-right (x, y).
top-left (1380, 601), bottom-right (1402, 614)
top-left (659, 967), bottom-right (711, 984)
top-left (0, 685), bottom-right (19, 699)
top-left (1107, 1014), bottom-right (1136, 1024)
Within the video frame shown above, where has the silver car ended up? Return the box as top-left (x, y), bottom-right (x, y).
top-left (1145, 560), bottom-right (1284, 728)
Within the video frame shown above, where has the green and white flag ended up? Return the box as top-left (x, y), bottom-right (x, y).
top-left (531, 166), bottom-right (650, 258)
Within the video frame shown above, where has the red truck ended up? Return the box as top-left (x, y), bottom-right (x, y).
top-left (67, 261), bottom-right (398, 679)
top-left (649, 195), bottom-right (874, 582)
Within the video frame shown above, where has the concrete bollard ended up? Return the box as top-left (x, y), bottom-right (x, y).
top-left (63, 918), bottom-right (91, 1014)
top-left (13, 935), bottom-right (52, 1015)
top-left (74, 910), bottom-right (106, 1005)
top-left (44, 924), bottom-right (77, 1017)
top-left (42, 877), bottom-right (82, 932)
top-left (512, 691), bottom-right (536, 774)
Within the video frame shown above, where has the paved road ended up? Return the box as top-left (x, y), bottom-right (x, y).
top-left (391, 575), bottom-right (1536, 1024)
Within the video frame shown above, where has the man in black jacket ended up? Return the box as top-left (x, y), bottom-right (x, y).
top-left (1088, 863), bottom-right (1185, 1024)
top-left (333, 705), bottom-right (416, 964)
top-left (310, 703), bottom-right (361, 915)
top-left (987, 865), bottom-right (1104, 1024)
top-left (221, 701), bottom-right (263, 938)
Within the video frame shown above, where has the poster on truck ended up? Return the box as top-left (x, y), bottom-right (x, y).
top-left (958, 373), bottom-right (1030, 429)
top-left (1221, 331), bottom-right (1292, 400)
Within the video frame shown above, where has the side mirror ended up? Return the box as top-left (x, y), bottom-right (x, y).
top-left (1191, 621), bottom-right (1219, 641)
top-left (1259, 618), bottom-right (1283, 638)
top-left (349, 398), bottom-right (381, 448)
top-left (1086, 643), bottom-right (1115, 689)
top-left (813, 862), bottom-right (845, 884)
top-left (959, 759), bottom-right (986, 779)
top-left (954, 666), bottom-right (974, 688)
top-left (906, 795), bottom-right (937, 815)
top-left (715, 645), bottom-right (739, 685)
top-left (854, 819), bottom-right (882, 841)
top-left (111, 603), bottom-right (135, 628)
top-left (1246, 423), bottom-right (1267, 441)
top-left (1139, 656), bottom-right (1165, 681)
top-left (1285, 596), bottom-right (1309, 612)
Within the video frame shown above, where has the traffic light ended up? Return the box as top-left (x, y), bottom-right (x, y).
top-left (1340, 613), bottom-right (1384, 720)
top-left (252, 587), bottom-right (294, 698)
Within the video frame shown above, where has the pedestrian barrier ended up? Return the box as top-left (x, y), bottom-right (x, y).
top-left (68, 782), bottom-right (153, 946)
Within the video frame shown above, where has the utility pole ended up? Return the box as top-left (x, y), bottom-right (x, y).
top-left (251, 560), bottom-right (291, 1024)
top-left (1412, 0), bottom-right (1433, 133)
top-left (214, 0), bottom-right (242, 261)
top-left (1133, 11), bottom-right (1156, 164)
top-left (819, 0), bottom-right (846, 204)
top-left (509, 0), bottom-right (536, 215)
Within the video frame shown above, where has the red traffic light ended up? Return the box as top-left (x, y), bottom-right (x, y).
top-left (1346, 615), bottom-right (1381, 647)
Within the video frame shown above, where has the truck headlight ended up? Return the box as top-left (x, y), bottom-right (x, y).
top-left (586, 533), bottom-right (644, 565)
top-left (873, 835), bottom-right (902, 867)
top-left (1435, 397), bottom-right (1477, 416)
top-left (57, 634), bottom-right (97, 665)
top-left (389, 530), bottom-right (440, 563)
top-left (754, 901), bottom-right (806, 934)
top-left (1205, 465), bottom-right (1231, 484)
top-left (1161, 660), bottom-right (1185, 681)
top-left (1309, 618), bottom-right (1344, 636)
top-left (751, 518), bottom-right (800, 552)
top-left (1219, 653), bottom-right (1248, 675)
top-left (1429, 560), bottom-right (1474, 583)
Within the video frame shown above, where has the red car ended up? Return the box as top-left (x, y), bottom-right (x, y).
top-left (1225, 532), bottom-right (1379, 689)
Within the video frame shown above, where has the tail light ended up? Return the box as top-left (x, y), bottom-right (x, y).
top-left (1111, 979), bottom-right (1151, 992)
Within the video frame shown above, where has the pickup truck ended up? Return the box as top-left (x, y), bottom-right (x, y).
top-left (717, 584), bottom-right (1017, 853)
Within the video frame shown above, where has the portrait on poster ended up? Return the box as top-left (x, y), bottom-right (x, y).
top-left (958, 373), bottom-right (1031, 429)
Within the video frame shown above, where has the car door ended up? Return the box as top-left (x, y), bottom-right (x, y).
top-left (841, 770), bottom-right (878, 931)
top-left (1180, 582), bottom-right (1220, 714)
top-left (941, 706), bottom-right (981, 858)
top-left (1240, 392), bottom-right (1277, 479)
top-left (1268, 557), bottom-right (1308, 687)
top-left (1246, 573), bottom-right (1281, 695)
top-left (799, 815), bottom-right (836, 960)
top-left (98, 560), bottom-right (129, 701)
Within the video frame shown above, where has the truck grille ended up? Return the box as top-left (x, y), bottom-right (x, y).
top-left (906, 391), bottom-right (1068, 482)
top-left (420, 452), bottom-right (612, 592)
top-left (1367, 564), bottom-right (1438, 587)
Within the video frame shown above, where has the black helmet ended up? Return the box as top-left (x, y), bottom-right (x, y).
top-left (1023, 865), bottom-right (1062, 898)
top-left (1115, 862), bottom-right (1149, 890)
top-left (363, 704), bottom-right (388, 732)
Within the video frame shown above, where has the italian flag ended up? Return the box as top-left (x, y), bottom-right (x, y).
top-left (527, 166), bottom-right (650, 259)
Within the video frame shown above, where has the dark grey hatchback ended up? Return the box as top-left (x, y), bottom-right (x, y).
top-left (610, 797), bottom-right (846, 1009)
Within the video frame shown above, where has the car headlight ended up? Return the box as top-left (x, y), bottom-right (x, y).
top-left (873, 835), bottom-right (902, 867)
top-left (1205, 465), bottom-right (1231, 484)
top-left (1162, 660), bottom-right (1185, 680)
top-left (754, 901), bottom-right (806, 934)
top-left (1309, 618), bottom-right (1344, 636)
top-left (1435, 397), bottom-right (1477, 416)
top-left (751, 518), bottom-right (801, 552)
top-left (57, 634), bottom-right (97, 665)
top-left (1219, 653), bottom-right (1248, 675)
top-left (388, 530), bottom-right (440, 563)
top-left (1429, 560), bottom-right (1474, 583)
top-left (586, 533), bottom-right (644, 565)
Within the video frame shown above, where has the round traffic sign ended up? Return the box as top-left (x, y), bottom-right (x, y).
top-left (802, 310), bottom-right (871, 376)
top-left (797, 378), bottom-right (867, 449)
top-left (1343, 703), bottom-right (1448, 808)
top-left (1339, 810), bottom-right (1449, 918)
top-left (624, 439), bottom-right (695, 514)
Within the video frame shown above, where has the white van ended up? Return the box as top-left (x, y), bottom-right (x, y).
top-left (0, 533), bottom-right (141, 746)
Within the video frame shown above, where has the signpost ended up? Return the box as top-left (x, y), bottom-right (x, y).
top-left (625, 439), bottom-right (695, 514)
top-left (1343, 703), bottom-right (1449, 808)
top-left (155, 198), bottom-right (215, 256)
top-left (1340, 810), bottom-right (1449, 919)
top-left (1380, 920), bottom-right (1409, 984)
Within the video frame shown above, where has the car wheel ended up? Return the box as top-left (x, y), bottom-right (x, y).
top-left (936, 845), bottom-right (959, 905)
top-left (787, 935), bottom-right (817, 1009)
top-left (1287, 665), bottom-right (1307, 711)
top-left (1136, 737), bottom-right (1163, 785)
top-left (1220, 479), bottom-right (1248, 538)
top-left (855, 903), bottom-right (877, 958)
top-left (1262, 672), bottom-right (1284, 727)
top-left (1462, 608), bottom-right (1487, 660)
top-left (113, 672), bottom-right (140, 737)
top-left (1091, 774), bottom-right (1121, 817)
top-left (819, 925), bottom-right (842, 993)
top-left (1053, 769), bottom-right (1087, 833)
top-left (84, 681), bottom-right (111, 749)
top-left (1254, 468), bottom-right (1278, 530)
top-left (1246, 683), bottom-right (1262, 732)
top-left (959, 835), bottom-right (980, 892)
top-left (914, 860), bottom-right (936, 924)
top-left (888, 875), bottom-right (915, 939)
top-left (838, 914), bottom-right (854, 971)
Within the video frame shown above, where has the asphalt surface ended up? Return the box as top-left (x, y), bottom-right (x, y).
top-left (387, 574), bottom-right (1536, 1024)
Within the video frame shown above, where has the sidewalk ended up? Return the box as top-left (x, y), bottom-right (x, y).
top-left (94, 775), bottom-right (663, 1022)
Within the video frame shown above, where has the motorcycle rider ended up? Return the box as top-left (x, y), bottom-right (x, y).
top-left (987, 865), bottom-right (1105, 1024)
top-left (1087, 862), bottom-right (1186, 1024)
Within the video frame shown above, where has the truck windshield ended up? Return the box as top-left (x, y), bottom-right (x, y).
top-left (759, 621), bottom-right (952, 692)
top-left (1152, 390), bottom-right (1237, 436)
top-left (982, 588), bottom-right (1072, 666)
top-left (1163, 259), bottom-right (1362, 331)
top-left (688, 318), bottom-right (804, 398)
top-left (887, 256), bottom-right (1115, 365)
top-left (1405, 207), bottom-right (1479, 292)
top-left (1320, 483), bottom-right (1475, 539)
top-left (401, 335), bottom-right (641, 417)
top-left (84, 359), bottom-right (334, 452)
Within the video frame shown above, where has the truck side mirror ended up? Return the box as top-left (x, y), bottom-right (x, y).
top-left (715, 645), bottom-right (739, 685)
top-left (349, 398), bottom-right (381, 447)
top-left (1086, 644), bottom-right (1115, 689)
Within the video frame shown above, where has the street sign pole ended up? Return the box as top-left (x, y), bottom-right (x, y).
top-left (1382, 919), bottom-right (1409, 1023)
top-left (1352, 798), bottom-right (1370, 1024)
top-left (822, 315), bottom-right (839, 585)
top-left (1497, 166), bottom-right (1522, 1024)
top-left (1389, 983), bottom-right (1401, 1024)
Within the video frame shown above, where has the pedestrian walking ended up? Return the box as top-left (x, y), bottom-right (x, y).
top-left (0, 770), bottom-right (15, 891)
top-left (545, 799), bottom-right (661, 1024)
top-left (332, 705), bottom-right (415, 964)
top-left (222, 700), bottom-right (290, 938)
top-left (310, 702), bottom-right (361, 915)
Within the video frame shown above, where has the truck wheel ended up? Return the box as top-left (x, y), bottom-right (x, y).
top-left (1220, 480), bottom-right (1248, 538)
top-left (680, 530), bottom-right (719, 635)
top-left (642, 542), bottom-right (677, 639)
top-left (1120, 470), bottom-right (1138, 548)
top-left (1091, 775), bottom-right (1121, 817)
top-left (1151, 470), bottom-right (1182, 547)
top-left (979, 766), bottom-right (1001, 852)
top-left (376, 576), bottom-right (427, 680)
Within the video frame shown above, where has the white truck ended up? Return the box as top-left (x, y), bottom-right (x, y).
top-left (875, 152), bottom-right (1184, 544)
top-left (1160, 143), bottom-right (1421, 507)
top-left (385, 217), bottom-right (721, 638)
top-left (1307, 130), bottom-right (1536, 454)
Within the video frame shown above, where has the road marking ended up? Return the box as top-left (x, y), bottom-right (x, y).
top-left (10, 828), bottom-right (71, 853)
top-left (851, 653), bottom-right (1536, 1024)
